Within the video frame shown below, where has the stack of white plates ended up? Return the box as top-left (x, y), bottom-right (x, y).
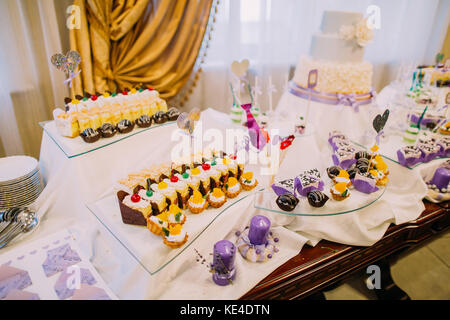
top-left (0, 156), bottom-right (44, 210)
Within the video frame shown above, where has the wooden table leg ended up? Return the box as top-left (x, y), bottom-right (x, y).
top-left (365, 258), bottom-right (411, 300)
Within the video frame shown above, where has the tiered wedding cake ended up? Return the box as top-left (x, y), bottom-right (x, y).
top-left (276, 10), bottom-right (377, 145)
top-left (293, 10), bottom-right (374, 94)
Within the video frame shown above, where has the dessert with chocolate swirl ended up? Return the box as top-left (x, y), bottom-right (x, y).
top-left (167, 107), bottom-right (181, 121)
top-left (80, 128), bottom-right (101, 143)
top-left (153, 111), bottom-right (169, 124)
top-left (136, 115), bottom-right (152, 128)
top-left (117, 119), bottom-right (135, 134)
top-left (99, 123), bottom-right (117, 138)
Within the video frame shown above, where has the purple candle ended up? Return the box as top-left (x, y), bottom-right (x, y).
top-left (212, 240), bottom-right (236, 286)
top-left (248, 215), bottom-right (271, 246)
top-left (430, 167), bottom-right (450, 190)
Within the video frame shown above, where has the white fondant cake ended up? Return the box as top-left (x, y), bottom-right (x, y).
top-left (293, 10), bottom-right (374, 94)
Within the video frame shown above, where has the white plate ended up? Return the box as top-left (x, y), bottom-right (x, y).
top-left (0, 156), bottom-right (38, 183)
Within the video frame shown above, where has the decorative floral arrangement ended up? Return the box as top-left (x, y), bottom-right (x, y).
top-left (339, 18), bottom-right (374, 47)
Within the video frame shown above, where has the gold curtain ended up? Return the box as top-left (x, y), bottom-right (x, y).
top-left (70, 0), bottom-right (213, 100)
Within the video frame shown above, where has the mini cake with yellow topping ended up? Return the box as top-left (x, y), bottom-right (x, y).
top-left (162, 224), bottom-right (188, 249)
top-left (190, 167), bottom-right (210, 196)
top-left (165, 176), bottom-right (190, 209)
top-left (167, 204), bottom-right (186, 227)
top-left (223, 177), bottom-right (241, 198)
top-left (147, 210), bottom-right (169, 236)
top-left (187, 190), bottom-right (208, 214)
top-left (138, 189), bottom-right (167, 215)
top-left (207, 188), bottom-right (227, 208)
top-left (151, 181), bottom-right (178, 206)
top-left (369, 169), bottom-right (389, 186)
top-left (333, 170), bottom-right (352, 187)
top-left (240, 172), bottom-right (258, 191)
top-left (330, 182), bottom-right (350, 201)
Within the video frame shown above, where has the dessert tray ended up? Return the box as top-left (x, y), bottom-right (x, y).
top-left (254, 185), bottom-right (385, 216)
top-left (40, 120), bottom-right (177, 158)
top-left (353, 133), bottom-right (449, 169)
top-left (86, 187), bottom-right (260, 275)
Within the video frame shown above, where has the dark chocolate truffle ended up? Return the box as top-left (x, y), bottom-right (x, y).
top-left (99, 123), bottom-right (117, 138)
top-left (136, 115), bottom-right (152, 128)
top-left (80, 128), bottom-right (101, 143)
top-left (167, 107), bottom-right (181, 121)
top-left (275, 193), bottom-right (299, 212)
top-left (355, 151), bottom-right (370, 160)
top-left (307, 190), bottom-right (329, 208)
top-left (117, 119), bottom-right (135, 134)
top-left (153, 111), bottom-right (169, 124)
top-left (327, 166), bottom-right (342, 179)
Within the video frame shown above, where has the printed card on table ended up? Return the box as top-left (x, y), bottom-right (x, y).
top-left (0, 229), bottom-right (117, 300)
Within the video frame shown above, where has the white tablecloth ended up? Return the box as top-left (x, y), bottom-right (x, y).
top-left (0, 108), bottom-right (428, 299)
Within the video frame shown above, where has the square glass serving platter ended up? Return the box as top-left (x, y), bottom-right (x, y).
top-left (39, 120), bottom-right (177, 159)
top-left (85, 188), bottom-right (262, 275)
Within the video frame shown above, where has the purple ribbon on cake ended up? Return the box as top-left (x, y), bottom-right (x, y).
top-left (63, 70), bottom-right (82, 88)
top-left (288, 81), bottom-right (375, 112)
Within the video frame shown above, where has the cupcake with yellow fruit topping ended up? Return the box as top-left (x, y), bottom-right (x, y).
top-left (162, 224), bottom-right (188, 249)
top-left (333, 169), bottom-right (352, 187)
top-left (167, 204), bottom-right (186, 227)
top-left (187, 190), bottom-right (208, 214)
top-left (147, 210), bottom-right (169, 236)
top-left (330, 182), bottom-right (350, 201)
top-left (369, 169), bottom-right (389, 186)
top-left (223, 177), bottom-right (241, 198)
top-left (207, 188), bottom-right (227, 208)
top-left (240, 172), bottom-right (258, 191)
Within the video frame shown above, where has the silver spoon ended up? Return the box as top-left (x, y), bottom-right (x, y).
top-left (0, 207), bottom-right (23, 235)
top-left (0, 211), bottom-right (38, 249)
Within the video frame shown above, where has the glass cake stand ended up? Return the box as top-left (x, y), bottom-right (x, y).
top-left (39, 120), bottom-right (177, 159)
top-left (254, 187), bottom-right (386, 216)
top-left (352, 136), bottom-right (449, 170)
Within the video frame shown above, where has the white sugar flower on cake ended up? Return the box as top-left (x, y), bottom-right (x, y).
top-left (338, 18), bottom-right (374, 47)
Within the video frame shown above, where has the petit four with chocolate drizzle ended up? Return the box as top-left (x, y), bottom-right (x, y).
top-left (136, 115), bottom-right (152, 128)
top-left (80, 128), bottom-right (101, 143)
top-left (117, 119), bottom-right (135, 134)
top-left (99, 123), bottom-right (117, 138)
top-left (153, 110), bottom-right (169, 124)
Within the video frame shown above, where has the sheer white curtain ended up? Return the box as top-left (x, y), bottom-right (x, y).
top-left (185, 0), bottom-right (449, 113)
top-left (0, 0), bottom-right (69, 159)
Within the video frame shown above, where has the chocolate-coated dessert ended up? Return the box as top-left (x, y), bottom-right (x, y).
top-left (355, 151), bottom-right (370, 160)
top-left (136, 115), bottom-right (152, 128)
top-left (80, 128), bottom-right (101, 143)
top-left (326, 165), bottom-right (342, 179)
top-left (117, 119), bottom-right (134, 134)
top-left (153, 111), bottom-right (169, 124)
top-left (167, 107), bottom-right (181, 121)
top-left (275, 193), bottom-right (299, 212)
top-left (99, 123), bottom-right (117, 138)
top-left (307, 190), bottom-right (329, 208)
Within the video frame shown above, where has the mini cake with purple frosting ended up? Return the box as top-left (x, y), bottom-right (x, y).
top-left (210, 240), bottom-right (236, 286)
top-left (328, 131), bottom-right (347, 149)
top-left (332, 148), bottom-right (357, 170)
top-left (271, 178), bottom-right (295, 197)
top-left (236, 215), bottom-right (279, 263)
top-left (397, 145), bottom-right (423, 167)
top-left (294, 168), bottom-right (324, 197)
top-left (353, 172), bottom-right (379, 194)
